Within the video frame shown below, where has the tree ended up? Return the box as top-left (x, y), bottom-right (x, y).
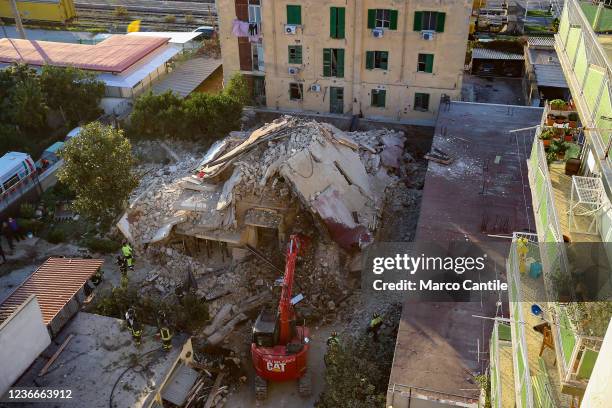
top-left (58, 122), bottom-right (137, 225)
top-left (224, 72), bottom-right (251, 105)
top-left (40, 66), bottom-right (105, 127)
top-left (129, 90), bottom-right (187, 139)
top-left (183, 92), bottom-right (243, 140)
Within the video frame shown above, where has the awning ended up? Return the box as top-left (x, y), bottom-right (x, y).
top-left (152, 57), bottom-right (222, 97)
top-left (472, 48), bottom-right (524, 60)
top-left (534, 64), bottom-right (568, 88)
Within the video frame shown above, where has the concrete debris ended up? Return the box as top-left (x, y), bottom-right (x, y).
top-left (121, 117), bottom-right (407, 254)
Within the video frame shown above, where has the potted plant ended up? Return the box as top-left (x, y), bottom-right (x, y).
top-left (568, 112), bottom-right (579, 128)
top-left (546, 114), bottom-right (555, 126)
top-left (552, 139), bottom-right (568, 160)
top-left (564, 128), bottom-right (574, 142)
top-left (555, 115), bottom-right (567, 124)
top-left (540, 128), bottom-right (554, 147)
top-left (550, 99), bottom-right (567, 110)
top-left (546, 149), bottom-right (558, 164)
top-left (554, 127), bottom-right (565, 138)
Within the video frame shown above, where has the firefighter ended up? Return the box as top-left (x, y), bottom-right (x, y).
top-left (157, 311), bottom-right (173, 351)
top-left (116, 255), bottom-right (129, 288)
top-left (125, 307), bottom-right (142, 346)
top-left (367, 312), bottom-right (383, 342)
top-left (324, 331), bottom-right (341, 366)
top-left (121, 241), bottom-right (134, 271)
top-left (90, 268), bottom-right (103, 286)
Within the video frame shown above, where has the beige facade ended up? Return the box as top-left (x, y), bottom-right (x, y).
top-left (217, 0), bottom-right (471, 124)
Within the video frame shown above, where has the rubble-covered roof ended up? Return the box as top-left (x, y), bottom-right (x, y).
top-left (125, 117), bottom-right (406, 252)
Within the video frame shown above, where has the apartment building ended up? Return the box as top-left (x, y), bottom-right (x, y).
top-left (217, 0), bottom-right (471, 123)
top-left (489, 1), bottom-right (612, 407)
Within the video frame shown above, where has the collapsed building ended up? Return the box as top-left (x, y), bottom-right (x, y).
top-left (120, 117), bottom-right (408, 258)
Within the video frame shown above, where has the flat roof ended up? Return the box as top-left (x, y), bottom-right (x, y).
top-left (0, 35), bottom-right (169, 73)
top-left (0, 151), bottom-right (30, 175)
top-left (389, 102), bottom-right (542, 402)
top-left (151, 57), bottom-right (221, 97)
top-left (14, 312), bottom-right (190, 408)
top-left (527, 36), bottom-right (556, 48)
top-left (527, 48), bottom-right (568, 88)
top-left (128, 31), bottom-right (203, 44)
top-left (0, 257), bottom-right (103, 325)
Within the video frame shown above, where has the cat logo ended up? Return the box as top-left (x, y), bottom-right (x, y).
top-left (266, 361), bottom-right (287, 372)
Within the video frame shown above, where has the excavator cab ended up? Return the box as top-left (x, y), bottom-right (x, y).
top-left (252, 308), bottom-right (277, 348)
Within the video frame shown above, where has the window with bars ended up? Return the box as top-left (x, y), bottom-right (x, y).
top-left (413, 11), bottom-right (446, 32)
top-left (288, 45), bottom-right (302, 64)
top-left (371, 89), bottom-right (386, 107)
top-left (289, 83), bottom-right (303, 100)
top-left (330, 7), bottom-right (345, 38)
top-left (323, 48), bottom-right (345, 78)
top-left (417, 53), bottom-right (434, 73)
top-left (365, 51), bottom-right (389, 70)
top-left (414, 92), bottom-right (430, 111)
top-left (367, 9), bottom-right (398, 30)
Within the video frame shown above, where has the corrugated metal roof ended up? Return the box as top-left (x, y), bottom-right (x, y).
top-left (534, 64), bottom-right (569, 88)
top-left (0, 258), bottom-right (104, 324)
top-left (472, 48), bottom-right (524, 60)
top-left (152, 58), bottom-right (222, 97)
top-left (0, 35), bottom-right (169, 73)
top-left (527, 36), bottom-right (556, 47)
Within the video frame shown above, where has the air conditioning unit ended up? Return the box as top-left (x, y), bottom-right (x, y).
top-left (285, 24), bottom-right (297, 35)
top-left (310, 84), bottom-right (321, 92)
top-left (288, 67), bottom-right (300, 75)
top-left (372, 28), bottom-right (384, 38)
top-left (421, 30), bottom-right (435, 40)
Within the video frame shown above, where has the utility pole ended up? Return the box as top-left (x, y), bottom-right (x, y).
top-left (8, 0), bottom-right (26, 39)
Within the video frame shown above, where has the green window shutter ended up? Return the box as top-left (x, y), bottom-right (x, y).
top-left (367, 9), bottom-right (376, 29)
top-left (287, 5), bottom-right (301, 25)
top-left (323, 48), bottom-right (331, 77)
top-left (425, 54), bottom-right (434, 73)
top-left (381, 51), bottom-right (389, 70)
top-left (330, 7), bottom-right (337, 38)
top-left (296, 46), bottom-right (302, 63)
top-left (366, 51), bottom-right (374, 69)
top-left (389, 10), bottom-right (398, 30)
top-left (380, 90), bottom-right (386, 107)
top-left (436, 12), bottom-right (446, 32)
top-left (337, 8), bottom-right (345, 39)
top-left (336, 49), bottom-right (345, 78)
top-left (413, 11), bottom-right (423, 31)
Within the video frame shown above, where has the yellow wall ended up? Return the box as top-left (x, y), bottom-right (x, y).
top-left (0, 0), bottom-right (76, 23)
top-left (218, 0), bottom-right (471, 123)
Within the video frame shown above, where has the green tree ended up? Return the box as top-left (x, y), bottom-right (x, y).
top-left (129, 90), bottom-right (187, 138)
top-left (224, 72), bottom-right (251, 105)
top-left (183, 92), bottom-right (243, 140)
top-left (40, 66), bottom-right (105, 127)
top-left (58, 122), bottom-right (137, 225)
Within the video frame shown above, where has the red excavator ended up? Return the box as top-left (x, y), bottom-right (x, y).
top-left (251, 234), bottom-right (311, 400)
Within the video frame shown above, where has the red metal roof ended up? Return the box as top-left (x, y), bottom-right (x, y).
top-left (0, 257), bottom-right (104, 325)
top-left (0, 35), bottom-right (169, 73)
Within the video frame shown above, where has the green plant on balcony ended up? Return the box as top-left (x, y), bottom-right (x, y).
top-left (550, 271), bottom-right (573, 302)
top-left (567, 302), bottom-right (612, 337)
top-left (555, 115), bottom-right (567, 124)
top-left (540, 128), bottom-right (554, 147)
top-left (568, 112), bottom-right (579, 128)
top-left (564, 128), bottom-right (575, 142)
top-left (552, 139), bottom-right (569, 160)
top-left (550, 99), bottom-right (567, 110)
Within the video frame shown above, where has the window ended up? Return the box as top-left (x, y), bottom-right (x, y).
top-left (287, 5), bottom-right (301, 25)
top-left (330, 7), bottom-right (346, 38)
top-left (323, 48), bottom-right (345, 78)
top-left (367, 9), bottom-right (398, 30)
top-left (2, 174), bottom-right (20, 191)
top-left (365, 51), bottom-right (389, 70)
top-left (414, 92), bottom-right (430, 111)
top-left (289, 83), bottom-right (303, 100)
top-left (371, 89), bottom-right (386, 107)
top-left (417, 53), bottom-right (434, 73)
top-left (288, 45), bottom-right (302, 64)
top-left (252, 43), bottom-right (264, 71)
top-left (413, 11), bottom-right (446, 32)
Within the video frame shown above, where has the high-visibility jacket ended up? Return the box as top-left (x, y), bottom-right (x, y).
top-left (122, 245), bottom-right (133, 258)
top-left (370, 316), bottom-right (383, 328)
top-left (327, 336), bottom-right (340, 347)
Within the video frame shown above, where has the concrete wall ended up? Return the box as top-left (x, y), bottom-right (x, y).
top-left (581, 318), bottom-right (612, 408)
top-left (0, 295), bottom-right (51, 396)
top-left (218, 0), bottom-right (471, 123)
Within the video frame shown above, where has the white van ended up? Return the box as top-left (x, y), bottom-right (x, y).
top-left (0, 152), bottom-right (36, 200)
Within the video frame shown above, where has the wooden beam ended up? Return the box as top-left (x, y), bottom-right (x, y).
top-left (38, 334), bottom-right (74, 376)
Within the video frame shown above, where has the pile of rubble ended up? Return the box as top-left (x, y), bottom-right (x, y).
top-left (121, 116), bottom-right (409, 253)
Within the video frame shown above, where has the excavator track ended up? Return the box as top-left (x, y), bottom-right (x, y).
top-left (298, 370), bottom-right (312, 397)
top-left (255, 375), bottom-right (268, 400)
